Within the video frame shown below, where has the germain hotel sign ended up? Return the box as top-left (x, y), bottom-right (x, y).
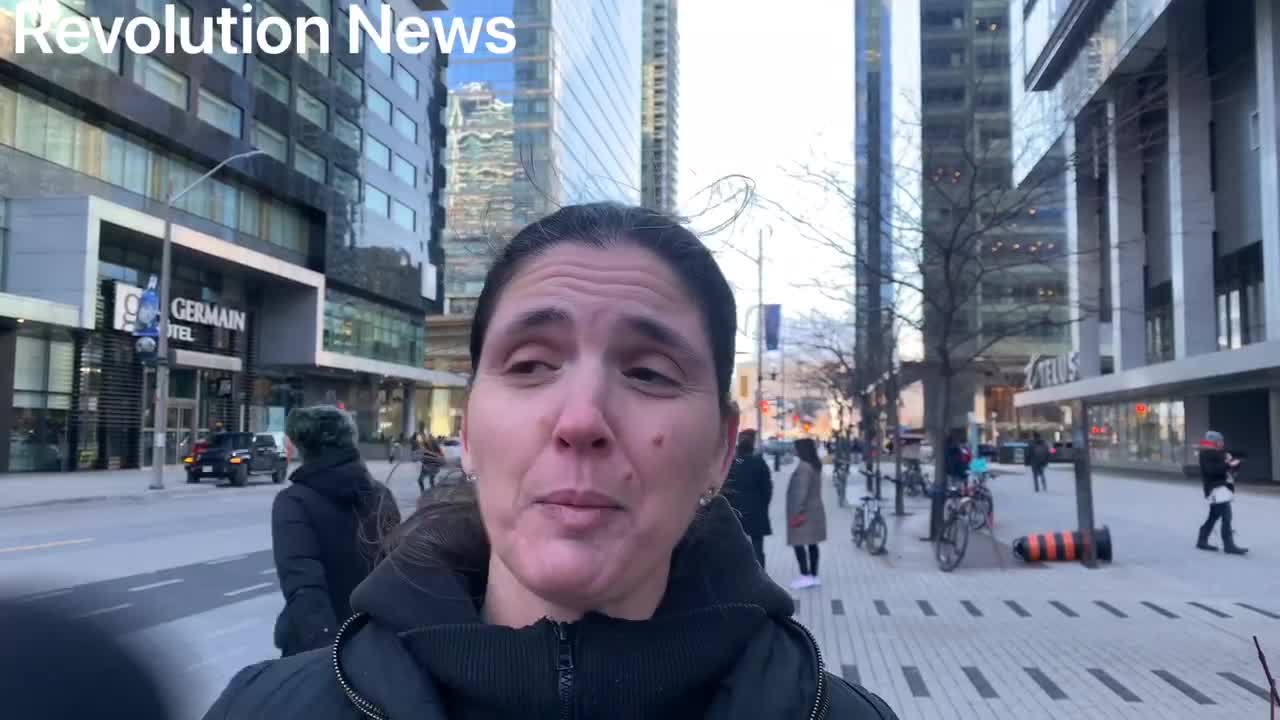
top-left (113, 279), bottom-right (245, 342)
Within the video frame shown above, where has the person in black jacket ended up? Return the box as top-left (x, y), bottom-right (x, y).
top-left (1197, 430), bottom-right (1248, 555)
top-left (206, 204), bottom-right (897, 720)
top-left (1028, 433), bottom-right (1050, 492)
top-left (723, 428), bottom-right (773, 567)
top-left (271, 405), bottom-right (402, 656)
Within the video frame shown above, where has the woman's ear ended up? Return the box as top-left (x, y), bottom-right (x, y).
top-left (718, 405), bottom-right (741, 479)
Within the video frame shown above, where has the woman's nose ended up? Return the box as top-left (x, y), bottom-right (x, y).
top-left (551, 376), bottom-right (614, 454)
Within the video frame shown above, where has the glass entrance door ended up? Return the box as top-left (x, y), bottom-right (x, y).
top-left (140, 368), bottom-right (198, 466)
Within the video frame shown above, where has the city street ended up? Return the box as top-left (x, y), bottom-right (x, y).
top-left (2, 460), bottom-right (1278, 719)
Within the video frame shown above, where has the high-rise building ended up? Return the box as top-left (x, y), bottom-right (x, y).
top-left (429, 0), bottom-right (643, 373)
top-left (1013, 0), bottom-right (1280, 484)
top-left (918, 0), bottom-right (1069, 440)
top-left (642, 0), bottom-right (679, 213)
top-left (854, 0), bottom-right (894, 433)
top-left (0, 0), bottom-right (464, 473)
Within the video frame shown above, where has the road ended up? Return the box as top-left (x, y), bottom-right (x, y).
top-left (2, 459), bottom-right (1278, 719)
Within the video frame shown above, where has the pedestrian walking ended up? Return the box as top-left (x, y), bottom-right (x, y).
top-left (1029, 432), bottom-right (1051, 492)
top-left (1197, 430), bottom-right (1249, 555)
top-left (723, 428), bottom-right (773, 568)
top-left (413, 423), bottom-right (443, 494)
top-left (271, 405), bottom-right (402, 657)
top-left (786, 437), bottom-right (828, 589)
top-left (206, 203), bottom-right (897, 720)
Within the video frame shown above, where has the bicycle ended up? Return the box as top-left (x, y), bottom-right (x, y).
top-left (934, 479), bottom-right (976, 572)
top-left (900, 460), bottom-right (928, 497)
top-left (966, 471), bottom-right (994, 531)
top-left (851, 492), bottom-right (888, 555)
top-left (833, 460), bottom-right (851, 507)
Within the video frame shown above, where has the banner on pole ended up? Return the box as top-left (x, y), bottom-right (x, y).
top-left (764, 304), bottom-right (782, 350)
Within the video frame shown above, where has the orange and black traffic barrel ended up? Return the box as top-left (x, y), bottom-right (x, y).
top-left (1013, 526), bottom-right (1112, 563)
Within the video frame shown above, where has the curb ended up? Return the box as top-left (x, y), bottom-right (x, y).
top-left (0, 485), bottom-right (234, 513)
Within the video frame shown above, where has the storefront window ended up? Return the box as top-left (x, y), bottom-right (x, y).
top-left (1087, 399), bottom-right (1186, 468)
top-left (322, 288), bottom-right (425, 367)
top-left (9, 327), bottom-right (74, 472)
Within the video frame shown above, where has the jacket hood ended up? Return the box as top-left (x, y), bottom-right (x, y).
top-left (288, 447), bottom-right (374, 504)
top-left (333, 495), bottom-right (821, 720)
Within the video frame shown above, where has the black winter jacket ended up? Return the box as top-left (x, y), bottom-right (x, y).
top-left (1199, 448), bottom-right (1236, 499)
top-left (208, 495), bottom-right (898, 720)
top-left (723, 451), bottom-right (773, 536)
top-left (271, 448), bottom-right (400, 656)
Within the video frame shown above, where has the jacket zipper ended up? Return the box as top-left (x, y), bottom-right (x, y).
top-left (553, 621), bottom-right (575, 720)
top-left (332, 613), bottom-right (388, 720)
top-left (787, 618), bottom-right (831, 720)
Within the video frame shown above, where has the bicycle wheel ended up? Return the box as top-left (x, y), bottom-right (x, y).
top-left (865, 513), bottom-right (887, 555)
top-left (968, 491), bottom-right (992, 530)
top-left (851, 508), bottom-right (865, 547)
top-left (935, 515), bottom-right (970, 572)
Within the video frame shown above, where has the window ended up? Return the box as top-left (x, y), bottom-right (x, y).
top-left (132, 56), bottom-right (189, 110)
top-left (255, 0), bottom-right (287, 43)
top-left (365, 184), bottom-right (389, 216)
top-left (197, 89), bottom-right (242, 137)
top-left (301, 0), bottom-right (329, 19)
top-left (295, 86), bottom-right (327, 128)
top-left (334, 115), bottom-right (360, 150)
top-left (369, 43), bottom-right (392, 75)
top-left (137, 0), bottom-right (190, 21)
top-left (392, 154), bottom-right (415, 186)
top-left (334, 63), bottom-right (362, 99)
top-left (300, 32), bottom-right (329, 75)
top-left (368, 88), bottom-right (391, 122)
top-left (211, 28), bottom-right (245, 74)
top-left (392, 109), bottom-right (416, 142)
top-left (9, 328), bottom-right (74, 472)
top-left (365, 134), bottom-right (390, 168)
top-left (295, 144), bottom-right (325, 182)
top-left (391, 199), bottom-right (414, 231)
top-left (252, 121), bottom-right (287, 163)
top-left (332, 166), bottom-right (359, 197)
top-left (252, 61), bottom-right (289, 104)
top-left (322, 288), bottom-right (424, 366)
top-left (394, 64), bottom-right (418, 98)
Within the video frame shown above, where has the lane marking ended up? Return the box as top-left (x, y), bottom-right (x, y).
top-left (205, 554), bottom-right (249, 566)
top-left (259, 568), bottom-right (276, 576)
top-left (1025, 667), bottom-right (1068, 700)
top-left (75, 603), bottom-right (131, 619)
top-left (128, 578), bottom-right (185, 593)
top-left (1088, 668), bottom-right (1141, 702)
top-left (1152, 669), bottom-right (1215, 705)
top-left (0, 537), bottom-right (94, 554)
top-left (224, 582), bottom-right (273, 597)
top-left (16, 588), bottom-right (72, 603)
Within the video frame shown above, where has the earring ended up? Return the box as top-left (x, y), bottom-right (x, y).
top-left (466, 472), bottom-right (478, 483)
top-left (698, 488), bottom-right (718, 507)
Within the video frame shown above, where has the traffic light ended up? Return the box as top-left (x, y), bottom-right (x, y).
top-left (760, 400), bottom-right (770, 415)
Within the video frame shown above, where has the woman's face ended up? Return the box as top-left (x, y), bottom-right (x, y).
top-left (464, 242), bottom-right (737, 614)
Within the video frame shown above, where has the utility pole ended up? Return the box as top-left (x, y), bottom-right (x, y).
top-left (150, 149), bottom-right (264, 490)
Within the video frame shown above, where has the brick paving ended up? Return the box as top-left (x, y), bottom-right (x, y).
top-left (765, 460), bottom-right (1280, 719)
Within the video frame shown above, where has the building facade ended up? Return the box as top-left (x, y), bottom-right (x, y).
top-left (429, 0), bottom-right (643, 373)
top-left (854, 0), bottom-right (894, 441)
top-left (641, 0), bottom-right (679, 213)
top-left (918, 0), bottom-right (1070, 442)
top-left (0, 0), bottom-right (464, 473)
top-left (1012, 0), bottom-right (1280, 482)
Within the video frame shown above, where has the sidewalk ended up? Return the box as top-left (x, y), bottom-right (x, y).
top-left (0, 458), bottom-right (435, 512)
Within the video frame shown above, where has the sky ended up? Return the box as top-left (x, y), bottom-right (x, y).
top-left (676, 0), bottom-right (921, 363)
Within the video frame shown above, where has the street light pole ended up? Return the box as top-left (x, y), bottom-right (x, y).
top-left (149, 149), bottom-right (265, 491)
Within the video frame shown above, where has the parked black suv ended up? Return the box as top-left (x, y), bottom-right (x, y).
top-left (185, 432), bottom-right (286, 487)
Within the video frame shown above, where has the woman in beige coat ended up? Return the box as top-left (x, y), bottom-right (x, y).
top-left (786, 437), bottom-right (827, 589)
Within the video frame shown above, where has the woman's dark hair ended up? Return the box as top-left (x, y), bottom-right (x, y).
top-left (470, 202), bottom-right (738, 411)
top-left (794, 438), bottom-right (821, 472)
top-left (386, 204), bottom-right (738, 578)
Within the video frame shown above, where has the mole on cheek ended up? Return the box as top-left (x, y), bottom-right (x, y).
top-left (652, 433), bottom-right (664, 448)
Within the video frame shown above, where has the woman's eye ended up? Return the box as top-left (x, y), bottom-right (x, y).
top-left (508, 359), bottom-right (555, 375)
top-left (625, 366), bottom-right (677, 386)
